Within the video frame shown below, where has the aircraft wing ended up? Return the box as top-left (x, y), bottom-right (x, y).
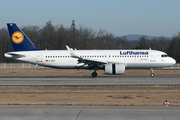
top-left (78, 57), bottom-right (108, 65)
top-left (66, 45), bottom-right (108, 68)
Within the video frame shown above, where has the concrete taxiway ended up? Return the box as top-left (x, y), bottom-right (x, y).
top-left (0, 77), bottom-right (179, 86)
top-left (0, 105), bottom-right (179, 120)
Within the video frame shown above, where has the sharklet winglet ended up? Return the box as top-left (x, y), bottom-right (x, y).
top-left (66, 45), bottom-right (79, 58)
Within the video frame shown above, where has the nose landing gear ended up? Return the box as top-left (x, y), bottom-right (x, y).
top-left (150, 68), bottom-right (155, 77)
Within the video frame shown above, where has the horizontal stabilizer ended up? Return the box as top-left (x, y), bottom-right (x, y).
top-left (4, 52), bottom-right (25, 58)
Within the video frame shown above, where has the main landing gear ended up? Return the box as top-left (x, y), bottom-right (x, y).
top-left (91, 67), bottom-right (98, 77)
top-left (150, 68), bottom-right (155, 77)
top-left (91, 72), bottom-right (97, 77)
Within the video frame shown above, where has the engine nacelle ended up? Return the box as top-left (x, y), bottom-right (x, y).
top-left (105, 63), bottom-right (125, 75)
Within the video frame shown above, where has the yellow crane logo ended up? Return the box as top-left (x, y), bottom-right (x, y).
top-left (12, 31), bottom-right (24, 44)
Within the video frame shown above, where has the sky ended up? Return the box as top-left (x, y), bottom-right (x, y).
top-left (0, 0), bottom-right (180, 37)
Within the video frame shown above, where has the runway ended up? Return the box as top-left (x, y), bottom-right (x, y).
top-left (0, 77), bottom-right (179, 86)
top-left (0, 105), bottom-right (179, 120)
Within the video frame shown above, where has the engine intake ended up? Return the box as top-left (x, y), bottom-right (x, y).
top-left (105, 63), bottom-right (125, 75)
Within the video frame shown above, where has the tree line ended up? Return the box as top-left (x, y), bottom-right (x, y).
top-left (0, 20), bottom-right (180, 63)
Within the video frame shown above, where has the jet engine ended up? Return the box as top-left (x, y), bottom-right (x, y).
top-left (105, 63), bottom-right (125, 75)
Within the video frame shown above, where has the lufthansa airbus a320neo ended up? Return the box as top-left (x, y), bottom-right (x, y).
top-left (5, 23), bottom-right (176, 77)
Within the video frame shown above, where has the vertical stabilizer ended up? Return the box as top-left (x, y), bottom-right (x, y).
top-left (7, 23), bottom-right (39, 51)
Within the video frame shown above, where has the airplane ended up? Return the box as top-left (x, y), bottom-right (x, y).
top-left (4, 23), bottom-right (176, 77)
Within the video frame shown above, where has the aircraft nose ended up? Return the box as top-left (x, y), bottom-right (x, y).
top-left (171, 58), bottom-right (176, 65)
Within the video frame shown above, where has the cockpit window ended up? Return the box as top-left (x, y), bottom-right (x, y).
top-left (161, 54), bottom-right (169, 57)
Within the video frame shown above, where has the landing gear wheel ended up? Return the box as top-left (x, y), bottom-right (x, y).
top-left (151, 73), bottom-right (155, 77)
top-left (91, 72), bottom-right (97, 77)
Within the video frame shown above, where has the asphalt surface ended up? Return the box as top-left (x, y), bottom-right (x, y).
top-left (0, 78), bottom-right (179, 120)
top-left (0, 77), bottom-right (179, 86)
top-left (0, 105), bottom-right (179, 120)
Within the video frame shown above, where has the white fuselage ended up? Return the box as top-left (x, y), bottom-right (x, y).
top-left (5, 49), bottom-right (176, 69)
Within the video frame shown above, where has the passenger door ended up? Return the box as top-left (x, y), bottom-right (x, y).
top-left (37, 53), bottom-right (42, 62)
top-left (150, 52), bottom-right (156, 62)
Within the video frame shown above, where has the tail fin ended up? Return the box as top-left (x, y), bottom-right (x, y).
top-left (7, 23), bottom-right (40, 51)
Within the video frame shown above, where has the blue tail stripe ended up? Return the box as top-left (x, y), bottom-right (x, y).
top-left (7, 23), bottom-right (40, 51)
